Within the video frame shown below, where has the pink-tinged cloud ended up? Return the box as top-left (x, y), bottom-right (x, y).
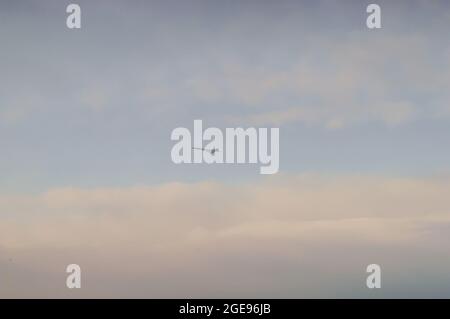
top-left (1, 174), bottom-right (450, 298)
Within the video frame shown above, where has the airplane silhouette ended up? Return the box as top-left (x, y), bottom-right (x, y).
top-left (192, 147), bottom-right (219, 155)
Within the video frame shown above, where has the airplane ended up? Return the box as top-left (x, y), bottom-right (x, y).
top-left (192, 147), bottom-right (219, 155)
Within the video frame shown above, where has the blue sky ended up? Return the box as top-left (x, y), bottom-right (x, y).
top-left (1, 0), bottom-right (450, 297)
top-left (1, 0), bottom-right (450, 193)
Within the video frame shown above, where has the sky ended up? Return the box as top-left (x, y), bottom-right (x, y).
top-left (1, 0), bottom-right (450, 298)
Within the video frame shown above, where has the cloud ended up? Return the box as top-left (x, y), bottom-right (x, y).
top-left (1, 2), bottom-right (449, 130)
top-left (1, 174), bottom-right (450, 297)
top-left (221, 32), bottom-right (445, 128)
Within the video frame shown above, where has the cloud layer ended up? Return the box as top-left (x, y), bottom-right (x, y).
top-left (1, 174), bottom-right (450, 298)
